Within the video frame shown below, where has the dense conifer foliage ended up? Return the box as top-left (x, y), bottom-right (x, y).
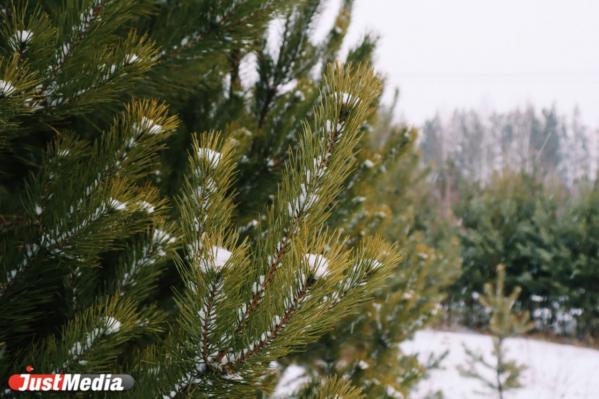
top-left (0, 1), bottom-right (453, 396)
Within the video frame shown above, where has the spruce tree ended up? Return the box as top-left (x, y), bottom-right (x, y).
top-left (559, 178), bottom-right (599, 338)
top-left (451, 171), bottom-right (567, 328)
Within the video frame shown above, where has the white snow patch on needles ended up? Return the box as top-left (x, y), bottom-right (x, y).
top-left (0, 80), bottom-right (16, 96)
top-left (305, 253), bottom-right (329, 279)
top-left (197, 148), bottom-right (221, 167)
top-left (200, 246), bottom-right (232, 272)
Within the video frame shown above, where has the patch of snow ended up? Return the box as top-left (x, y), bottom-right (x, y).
top-left (0, 80), bottom-right (16, 96)
top-left (153, 229), bottom-right (175, 245)
top-left (324, 119), bottom-right (344, 134)
top-left (531, 294), bottom-right (544, 302)
top-left (108, 198), bottom-right (127, 211)
top-left (305, 253), bottom-right (329, 279)
top-left (334, 91), bottom-right (360, 105)
top-left (363, 159), bottom-right (375, 168)
top-left (385, 385), bottom-right (404, 399)
top-left (138, 200), bottom-right (155, 213)
top-left (365, 258), bottom-right (383, 271)
top-left (402, 329), bottom-right (599, 399)
top-left (279, 79), bottom-right (298, 95)
top-left (288, 187), bottom-right (318, 218)
top-left (15, 30), bottom-right (34, 43)
top-left (200, 246), bottom-right (232, 272)
top-left (12, 30), bottom-right (33, 47)
top-left (272, 364), bottom-right (310, 398)
top-left (197, 148), bottom-right (221, 167)
top-left (124, 53), bottom-right (140, 64)
top-left (357, 360), bottom-right (369, 369)
top-left (134, 116), bottom-right (163, 135)
top-left (103, 316), bottom-right (121, 334)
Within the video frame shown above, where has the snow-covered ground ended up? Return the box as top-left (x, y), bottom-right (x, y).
top-left (402, 329), bottom-right (599, 399)
top-left (273, 330), bottom-right (599, 398)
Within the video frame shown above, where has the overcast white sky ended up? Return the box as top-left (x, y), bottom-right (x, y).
top-left (318, 0), bottom-right (599, 127)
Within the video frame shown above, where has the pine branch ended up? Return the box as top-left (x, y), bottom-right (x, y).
top-left (230, 64), bottom-right (382, 340)
top-left (226, 270), bottom-right (314, 371)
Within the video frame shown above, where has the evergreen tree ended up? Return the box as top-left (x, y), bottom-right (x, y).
top-left (459, 264), bottom-right (533, 399)
top-left (450, 171), bottom-right (568, 328)
top-left (0, 1), bottom-right (436, 397)
top-left (277, 87), bottom-right (461, 398)
top-left (559, 178), bottom-right (599, 338)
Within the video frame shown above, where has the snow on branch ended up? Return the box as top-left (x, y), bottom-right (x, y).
top-left (332, 91), bottom-right (361, 106)
top-left (64, 316), bottom-right (121, 367)
top-left (6, 198), bottom-right (130, 285)
top-left (228, 71), bottom-right (372, 337)
top-left (0, 79), bottom-right (16, 97)
top-left (120, 229), bottom-right (175, 289)
top-left (199, 278), bottom-right (225, 366)
top-left (133, 116), bottom-right (164, 136)
top-left (288, 184), bottom-right (318, 218)
top-left (324, 258), bottom-right (383, 307)
top-left (8, 30), bottom-right (33, 52)
top-left (224, 272), bottom-right (313, 370)
top-left (40, 0), bottom-right (108, 106)
top-left (197, 148), bottom-right (222, 168)
top-left (305, 253), bottom-right (329, 279)
top-left (199, 246), bottom-right (232, 273)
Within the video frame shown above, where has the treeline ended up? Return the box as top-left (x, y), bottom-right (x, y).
top-left (421, 106), bottom-right (596, 186)
top-left (419, 107), bottom-right (599, 339)
top-left (451, 172), bottom-right (598, 338)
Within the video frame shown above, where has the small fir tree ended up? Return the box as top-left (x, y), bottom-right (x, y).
top-left (459, 264), bottom-right (533, 399)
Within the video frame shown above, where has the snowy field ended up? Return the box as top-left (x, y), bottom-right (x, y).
top-left (402, 330), bottom-right (599, 399)
top-left (273, 329), bottom-right (599, 398)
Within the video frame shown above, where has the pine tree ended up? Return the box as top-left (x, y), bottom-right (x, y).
top-left (459, 264), bottom-right (533, 399)
top-left (0, 1), bottom-right (432, 397)
top-left (277, 87), bottom-right (461, 398)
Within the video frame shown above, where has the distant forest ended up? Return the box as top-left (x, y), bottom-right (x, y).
top-left (415, 106), bottom-right (599, 338)
top-left (420, 106), bottom-right (597, 188)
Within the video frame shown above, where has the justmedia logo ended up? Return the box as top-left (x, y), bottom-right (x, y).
top-left (8, 365), bottom-right (135, 392)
